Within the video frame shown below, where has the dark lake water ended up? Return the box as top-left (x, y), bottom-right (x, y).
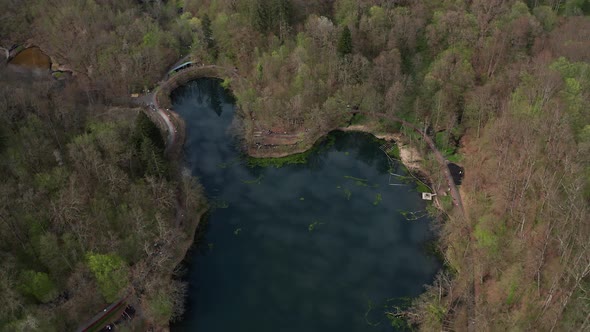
top-left (171, 79), bottom-right (440, 332)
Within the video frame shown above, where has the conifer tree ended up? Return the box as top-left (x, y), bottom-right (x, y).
top-left (202, 14), bottom-right (213, 47)
top-left (337, 26), bottom-right (352, 56)
top-left (252, 0), bottom-right (270, 32)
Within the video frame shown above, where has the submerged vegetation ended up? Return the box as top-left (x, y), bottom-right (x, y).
top-left (240, 174), bottom-right (264, 184)
top-left (373, 193), bottom-right (382, 206)
top-left (308, 219), bottom-right (325, 232)
top-left (343, 188), bottom-right (352, 201)
top-left (246, 151), bottom-right (309, 168)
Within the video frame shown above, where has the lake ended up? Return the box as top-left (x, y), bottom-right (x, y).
top-left (171, 79), bottom-right (440, 332)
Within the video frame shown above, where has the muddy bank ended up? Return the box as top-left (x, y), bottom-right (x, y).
top-left (239, 119), bottom-right (454, 213)
top-left (339, 124), bottom-right (425, 173)
top-left (245, 125), bottom-right (426, 175)
top-left (245, 123), bottom-right (426, 175)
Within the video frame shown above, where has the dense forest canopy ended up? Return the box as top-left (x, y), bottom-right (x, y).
top-left (1, 0), bottom-right (589, 330)
top-left (0, 75), bottom-right (207, 330)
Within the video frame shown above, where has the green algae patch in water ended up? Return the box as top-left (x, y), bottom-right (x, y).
top-left (373, 193), bottom-right (382, 206)
top-left (246, 151), bottom-right (309, 168)
top-left (386, 144), bottom-right (401, 159)
top-left (343, 188), bottom-right (352, 200)
top-left (415, 182), bottom-right (431, 193)
top-left (308, 220), bottom-right (325, 232)
top-left (240, 174), bottom-right (263, 184)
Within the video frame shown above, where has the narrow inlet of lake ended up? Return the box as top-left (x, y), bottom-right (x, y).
top-left (171, 79), bottom-right (440, 332)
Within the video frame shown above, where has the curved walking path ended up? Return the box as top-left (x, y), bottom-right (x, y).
top-left (151, 93), bottom-right (176, 148)
top-left (138, 61), bottom-right (240, 154)
top-left (135, 92), bottom-right (177, 148)
top-left (75, 293), bottom-right (130, 332)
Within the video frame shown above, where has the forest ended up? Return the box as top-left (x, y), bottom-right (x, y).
top-left (0, 73), bottom-right (207, 329)
top-left (1, 0), bottom-right (589, 330)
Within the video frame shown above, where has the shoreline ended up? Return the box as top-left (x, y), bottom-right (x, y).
top-left (242, 124), bottom-right (426, 175)
top-left (338, 124), bottom-right (425, 174)
top-left (156, 74), bottom-right (453, 331)
top-left (150, 64), bottom-right (429, 183)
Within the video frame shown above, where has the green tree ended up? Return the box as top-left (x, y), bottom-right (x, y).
top-left (202, 14), bottom-right (213, 43)
top-left (145, 290), bottom-right (174, 325)
top-left (19, 270), bottom-right (58, 303)
top-left (337, 26), bottom-right (352, 57)
top-left (132, 112), bottom-right (168, 177)
top-left (201, 13), bottom-right (217, 58)
top-left (252, 0), bottom-right (270, 32)
top-left (272, 0), bottom-right (292, 39)
top-left (140, 136), bottom-right (168, 177)
top-left (134, 112), bottom-right (165, 151)
top-left (37, 232), bottom-right (71, 279)
top-left (564, 0), bottom-right (590, 15)
top-left (86, 253), bottom-right (129, 302)
top-left (533, 6), bottom-right (557, 31)
top-left (0, 125), bottom-right (6, 154)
